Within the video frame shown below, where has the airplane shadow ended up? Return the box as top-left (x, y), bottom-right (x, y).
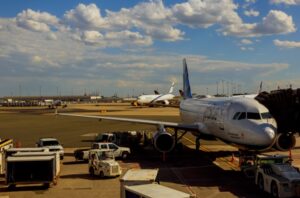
top-left (123, 145), bottom-right (271, 198)
top-left (0, 184), bottom-right (50, 192)
top-left (60, 173), bottom-right (92, 180)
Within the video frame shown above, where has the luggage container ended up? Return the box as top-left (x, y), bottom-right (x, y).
top-left (124, 183), bottom-right (193, 198)
top-left (5, 155), bottom-right (56, 189)
top-left (12, 151), bottom-right (60, 178)
top-left (120, 169), bottom-right (194, 198)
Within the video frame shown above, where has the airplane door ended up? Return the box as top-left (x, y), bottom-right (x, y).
top-left (216, 108), bottom-right (225, 132)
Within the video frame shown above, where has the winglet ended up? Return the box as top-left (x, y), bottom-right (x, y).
top-left (183, 58), bottom-right (192, 99)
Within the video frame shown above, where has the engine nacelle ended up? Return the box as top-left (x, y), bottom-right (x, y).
top-left (273, 133), bottom-right (296, 151)
top-left (153, 130), bottom-right (175, 153)
top-left (163, 100), bottom-right (170, 105)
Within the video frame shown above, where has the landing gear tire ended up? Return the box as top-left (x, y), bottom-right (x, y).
top-left (271, 181), bottom-right (279, 198)
top-left (175, 142), bottom-right (183, 152)
top-left (99, 171), bottom-right (104, 178)
top-left (43, 183), bottom-right (50, 189)
top-left (258, 174), bottom-right (264, 191)
top-left (89, 167), bottom-right (95, 177)
top-left (8, 184), bottom-right (16, 190)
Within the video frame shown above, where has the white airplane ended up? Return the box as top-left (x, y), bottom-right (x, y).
top-left (58, 59), bottom-right (296, 153)
top-left (134, 82), bottom-right (175, 106)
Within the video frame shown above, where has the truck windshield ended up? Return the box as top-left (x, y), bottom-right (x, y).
top-left (98, 152), bottom-right (114, 160)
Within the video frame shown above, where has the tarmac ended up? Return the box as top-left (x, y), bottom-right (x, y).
top-left (1, 103), bottom-right (300, 198)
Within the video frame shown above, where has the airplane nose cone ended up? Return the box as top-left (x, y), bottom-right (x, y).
top-left (260, 127), bottom-right (276, 144)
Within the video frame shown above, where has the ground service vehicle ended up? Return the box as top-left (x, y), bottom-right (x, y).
top-left (95, 131), bottom-right (148, 147)
top-left (254, 154), bottom-right (300, 197)
top-left (88, 149), bottom-right (121, 178)
top-left (36, 138), bottom-right (64, 160)
top-left (120, 169), bottom-right (193, 198)
top-left (92, 142), bottom-right (130, 159)
top-left (75, 142), bottom-right (130, 161)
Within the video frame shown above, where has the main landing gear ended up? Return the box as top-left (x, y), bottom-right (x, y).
top-left (172, 129), bottom-right (201, 152)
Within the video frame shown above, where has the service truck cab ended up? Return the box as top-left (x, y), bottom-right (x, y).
top-left (74, 142), bottom-right (130, 161)
top-left (255, 154), bottom-right (300, 197)
top-left (88, 149), bottom-right (121, 178)
top-left (92, 142), bottom-right (130, 160)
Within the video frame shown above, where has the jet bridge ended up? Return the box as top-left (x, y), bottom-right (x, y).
top-left (255, 88), bottom-right (300, 135)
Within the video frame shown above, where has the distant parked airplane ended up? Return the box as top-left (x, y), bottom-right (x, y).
top-left (132, 82), bottom-right (175, 106)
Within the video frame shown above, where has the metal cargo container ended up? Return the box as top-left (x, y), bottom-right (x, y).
top-left (6, 155), bottom-right (56, 189)
top-left (12, 151), bottom-right (60, 178)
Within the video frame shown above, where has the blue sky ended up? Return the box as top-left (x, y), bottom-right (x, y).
top-left (0, 0), bottom-right (300, 97)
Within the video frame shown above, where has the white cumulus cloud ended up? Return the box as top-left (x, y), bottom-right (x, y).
top-left (64, 3), bottom-right (105, 29)
top-left (244, 9), bottom-right (260, 17)
top-left (81, 30), bottom-right (104, 45)
top-left (105, 0), bottom-right (183, 41)
top-left (241, 39), bottom-right (253, 44)
top-left (254, 10), bottom-right (296, 35)
top-left (223, 10), bottom-right (296, 37)
top-left (172, 0), bottom-right (241, 28)
top-left (270, 0), bottom-right (300, 5)
top-left (274, 39), bottom-right (300, 48)
top-left (16, 9), bottom-right (59, 32)
top-left (105, 30), bottom-right (152, 46)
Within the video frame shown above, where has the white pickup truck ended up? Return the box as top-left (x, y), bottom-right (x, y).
top-left (74, 142), bottom-right (130, 161)
top-left (255, 154), bottom-right (300, 198)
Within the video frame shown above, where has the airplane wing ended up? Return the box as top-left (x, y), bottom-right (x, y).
top-left (58, 112), bottom-right (199, 131)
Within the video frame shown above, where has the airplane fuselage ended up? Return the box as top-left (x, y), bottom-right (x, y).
top-left (137, 94), bottom-right (175, 105)
top-left (180, 96), bottom-right (277, 151)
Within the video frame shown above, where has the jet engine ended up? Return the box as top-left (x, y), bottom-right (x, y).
top-left (273, 133), bottom-right (296, 151)
top-left (163, 100), bottom-right (170, 105)
top-left (153, 129), bottom-right (175, 153)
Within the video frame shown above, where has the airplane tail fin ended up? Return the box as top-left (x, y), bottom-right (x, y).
top-left (183, 58), bottom-right (192, 99)
top-left (168, 82), bottom-right (175, 94)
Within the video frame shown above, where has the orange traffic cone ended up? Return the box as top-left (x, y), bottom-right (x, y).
top-left (15, 140), bottom-right (21, 148)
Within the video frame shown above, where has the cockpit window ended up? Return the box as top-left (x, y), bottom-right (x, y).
top-left (238, 112), bottom-right (246, 120)
top-left (232, 112), bottom-right (241, 120)
top-left (247, 112), bottom-right (261, 120)
top-left (261, 112), bottom-right (273, 119)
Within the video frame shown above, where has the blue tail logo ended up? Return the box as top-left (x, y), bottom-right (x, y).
top-left (183, 58), bottom-right (192, 99)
